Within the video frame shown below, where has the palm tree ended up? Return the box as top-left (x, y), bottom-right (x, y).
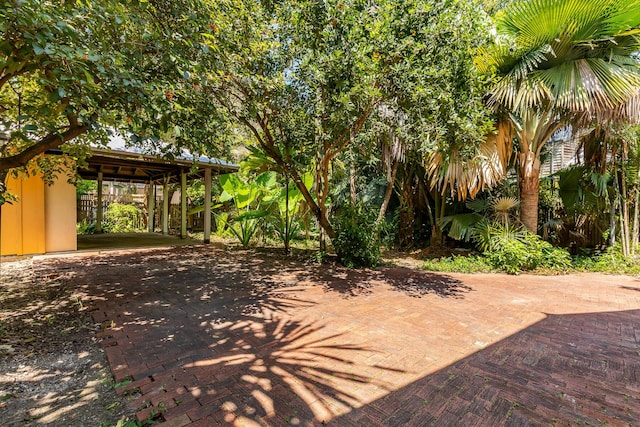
top-left (479, 0), bottom-right (640, 233)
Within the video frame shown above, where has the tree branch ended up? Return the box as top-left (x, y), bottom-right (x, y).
top-left (0, 122), bottom-right (87, 172)
top-left (0, 69), bottom-right (25, 92)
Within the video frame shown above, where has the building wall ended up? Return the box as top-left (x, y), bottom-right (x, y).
top-left (45, 174), bottom-right (77, 253)
top-left (1, 171), bottom-right (77, 256)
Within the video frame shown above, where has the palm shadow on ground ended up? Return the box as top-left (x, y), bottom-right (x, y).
top-left (26, 246), bottom-right (471, 424)
top-left (330, 308), bottom-right (640, 426)
top-left (5, 247), bottom-right (640, 425)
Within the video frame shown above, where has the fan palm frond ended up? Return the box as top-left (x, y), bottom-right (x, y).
top-left (486, 0), bottom-right (640, 115)
top-left (426, 139), bottom-right (507, 201)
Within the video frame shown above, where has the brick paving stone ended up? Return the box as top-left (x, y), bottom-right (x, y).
top-left (34, 247), bottom-right (640, 426)
top-left (155, 414), bottom-right (191, 427)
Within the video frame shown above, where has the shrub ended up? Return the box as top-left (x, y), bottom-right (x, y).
top-left (332, 203), bottom-right (380, 268)
top-left (573, 245), bottom-right (640, 275)
top-left (76, 219), bottom-right (96, 235)
top-left (485, 233), bottom-right (572, 274)
top-left (103, 203), bottom-right (144, 233)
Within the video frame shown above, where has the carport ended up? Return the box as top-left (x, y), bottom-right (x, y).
top-left (78, 147), bottom-right (238, 243)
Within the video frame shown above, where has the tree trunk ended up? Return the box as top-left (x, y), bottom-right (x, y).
top-left (610, 180), bottom-right (617, 247)
top-left (518, 152), bottom-right (541, 234)
top-left (398, 205), bottom-right (414, 248)
top-left (621, 142), bottom-right (631, 257)
top-left (632, 185), bottom-right (639, 255)
top-left (349, 166), bottom-right (357, 205)
top-left (284, 172), bottom-right (290, 255)
top-left (397, 174), bottom-right (414, 249)
top-left (375, 160), bottom-right (399, 231)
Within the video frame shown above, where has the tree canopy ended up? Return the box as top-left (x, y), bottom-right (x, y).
top-left (476, 0), bottom-right (640, 232)
top-left (0, 0), bottom-right (224, 184)
top-left (196, 0), bottom-right (494, 238)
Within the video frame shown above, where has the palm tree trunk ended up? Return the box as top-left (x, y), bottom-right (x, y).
top-left (430, 190), bottom-right (445, 246)
top-left (632, 185), bottom-right (639, 255)
top-left (518, 152), bottom-right (541, 234)
top-left (610, 180), bottom-right (617, 247)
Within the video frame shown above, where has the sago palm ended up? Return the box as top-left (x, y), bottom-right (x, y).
top-left (479, 0), bottom-right (640, 232)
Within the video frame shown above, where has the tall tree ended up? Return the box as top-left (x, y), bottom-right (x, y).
top-left (479, 0), bottom-right (640, 232)
top-left (203, 0), bottom-right (493, 240)
top-left (0, 0), bottom-right (218, 192)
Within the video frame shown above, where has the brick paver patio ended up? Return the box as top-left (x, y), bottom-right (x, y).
top-left (38, 246), bottom-right (640, 426)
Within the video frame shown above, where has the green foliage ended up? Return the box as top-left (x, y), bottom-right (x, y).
top-left (201, 0), bottom-right (494, 241)
top-left (573, 246), bottom-right (640, 276)
top-left (332, 204), bottom-right (381, 268)
top-left (76, 219), bottom-right (96, 235)
top-left (219, 171), bottom-right (277, 247)
top-left (103, 203), bottom-right (144, 233)
top-left (75, 180), bottom-right (97, 198)
top-left (0, 0), bottom-right (225, 180)
top-left (422, 255), bottom-right (493, 273)
top-left (484, 232), bottom-right (571, 274)
top-left (440, 213), bottom-right (484, 242)
top-left (472, 220), bottom-right (528, 253)
top-left (214, 212), bottom-right (230, 237)
top-left (269, 172), bottom-right (313, 253)
top-left (481, 0), bottom-right (640, 113)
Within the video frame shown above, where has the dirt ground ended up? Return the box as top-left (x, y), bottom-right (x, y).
top-left (0, 257), bottom-right (131, 426)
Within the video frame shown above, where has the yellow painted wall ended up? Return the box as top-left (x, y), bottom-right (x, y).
top-left (1, 169), bottom-right (77, 256)
top-left (1, 176), bottom-right (24, 256)
top-left (45, 175), bottom-right (77, 253)
top-left (21, 174), bottom-right (46, 254)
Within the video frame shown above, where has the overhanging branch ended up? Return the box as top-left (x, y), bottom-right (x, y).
top-left (0, 124), bottom-right (87, 172)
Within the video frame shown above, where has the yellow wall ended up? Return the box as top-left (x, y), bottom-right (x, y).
top-left (45, 175), bottom-right (77, 253)
top-left (1, 176), bottom-right (25, 256)
top-left (1, 170), bottom-right (77, 256)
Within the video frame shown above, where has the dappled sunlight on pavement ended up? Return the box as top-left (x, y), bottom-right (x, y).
top-left (33, 246), bottom-right (640, 425)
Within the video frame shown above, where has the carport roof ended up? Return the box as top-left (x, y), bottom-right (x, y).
top-left (77, 147), bottom-right (238, 184)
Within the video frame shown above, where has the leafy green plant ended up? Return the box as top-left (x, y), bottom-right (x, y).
top-left (440, 196), bottom-right (520, 244)
top-left (485, 232), bottom-right (571, 275)
top-left (573, 245), bottom-right (640, 276)
top-left (214, 212), bottom-right (230, 237)
top-left (332, 203), bottom-right (380, 268)
top-left (270, 172), bottom-right (313, 254)
top-left (219, 171), bottom-right (277, 247)
top-left (473, 221), bottom-right (528, 253)
top-left (76, 219), bottom-right (96, 235)
top-left (103, 203), bottom-right (144, 233)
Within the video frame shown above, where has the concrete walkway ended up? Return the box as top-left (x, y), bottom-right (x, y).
top-left (36, 247), bottom-right (640, 426)
top-left (77, 232), bottom-right (201, 252)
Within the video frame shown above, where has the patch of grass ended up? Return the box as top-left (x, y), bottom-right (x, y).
top-left (113, 378), bottom-right (133, 389)
top-left (422, 245), bottom-right (640, 276)
top-left (422, 255), bottom-right (493, 273)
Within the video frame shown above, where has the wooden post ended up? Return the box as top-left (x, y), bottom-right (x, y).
top-left (162, 175), bottom-right (170, 235)
top-left (96, 171), bottom-right (103, 233)
top-left (148, 179), bottom-right (155, 233)
top-left (204, 168), bottom-right (212, 243)
top-left (181, 171), bottom-right (187, 239)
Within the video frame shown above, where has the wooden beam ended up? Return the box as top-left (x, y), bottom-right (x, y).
top-left (204, 168), bottom-right (212, 243)
top-left (96, 171), bottom-right (103, 233)
top-left (148, 178), bottom-right (155, 233)
top-left (162, 175), bottom-right (170, 235)
top-left (180, 171), bottom-right (187, 239)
